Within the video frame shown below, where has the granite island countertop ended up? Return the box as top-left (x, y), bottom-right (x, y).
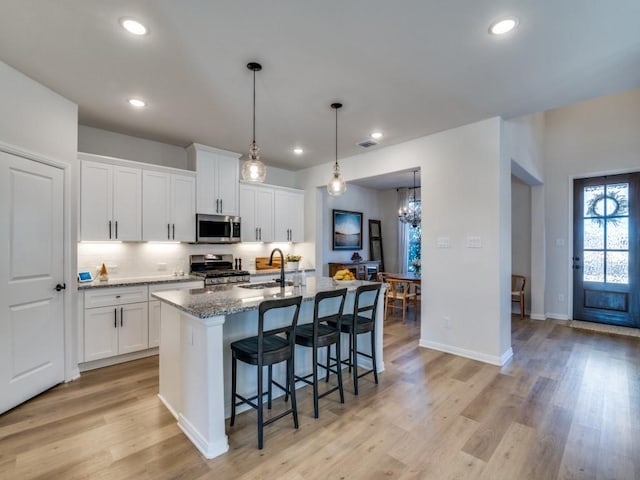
top-left (78, 274), bottom-right (202, 290)
top-left (152, 276), bottom-right (379, 319)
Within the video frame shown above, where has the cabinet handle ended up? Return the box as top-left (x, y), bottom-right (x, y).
top-left (259, 227), bottom-right (262, 241)
top-left (168, 223), bottom-right (170, 240)
top-left (219, 199), bottom-right (222, 212)
top-left (216, 199), bottom-right (220, 213)
top-left (109, 220), bottom-right (112, 239)
top-left (115, 221), bottom-right (118, 239)
top-left (172, 224), bottom-right (175, 240)
top-left (114, 308), bottom-right (117, 328)
top-left (255, 227), bottom-right (258, 241)
top-left (120, 307), bottom-right (123, 327)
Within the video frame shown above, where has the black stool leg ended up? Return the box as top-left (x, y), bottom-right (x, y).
top-left (325, 345), bottom-right (331, 382)
top-left (352, 330), bottom-right (359, 395)
top-left (371, 328), bottom-right (378, 384)
top-left (268, 365), bottom-right (273, 410)
top-left (257, 364), bottom-right (264, 449)
top-left (312, 346), bottom-right (319, 418)
top-left (230, 355), bottom-right (237, 426)
top-left (336, 336), bottom-right (344, 404)
top-left (289, 357), bottom-right (299, 428)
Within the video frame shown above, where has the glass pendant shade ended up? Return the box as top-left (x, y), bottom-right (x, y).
top-left (242, 62), bottom-right (266, 183)
top-left (327, 163), bottom-right (347, 196)
top-left (242, 140), bottom-right (266, 183)
top-left (327, 102), bottom-right (346, 196)
top-left (398, 170), bottom-right (421, 227)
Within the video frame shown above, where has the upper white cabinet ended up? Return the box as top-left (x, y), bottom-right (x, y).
top-left (81, 159), bottom-right (141, 241)
top-left (274, 188), bottom-right (304, 242)
top-left (142, 170), bottom-right (196, 242)
top-left (187, 143), bottom-right (241, 216)
top-left (240, 183), bottom-right (274, 242)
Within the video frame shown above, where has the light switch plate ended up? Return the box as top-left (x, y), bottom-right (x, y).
top-left (437, 237), bottom-right (451, 248)
top-left (466, 236), bottom-right (482, 248)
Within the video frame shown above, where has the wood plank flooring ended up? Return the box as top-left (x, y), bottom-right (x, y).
top-left (1, 313), bottom-right (639, 479)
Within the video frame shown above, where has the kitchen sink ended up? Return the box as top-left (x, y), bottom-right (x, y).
top-left (238, 281), bottom-right (294, 289)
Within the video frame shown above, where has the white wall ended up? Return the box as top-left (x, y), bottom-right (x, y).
top-left (511, 176), bottom-right (532, 314)
top-left (78, 125), bottom-right (188, 169)
top-left (544, 87), bottom-right (640, 319)
top-left (296, 117), bottom-right (511, 365)
top-left (0, 60), bottom-right (79, 380)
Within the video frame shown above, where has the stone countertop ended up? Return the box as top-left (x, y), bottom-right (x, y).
top-left (78, 274), bottom-right (202, 290)
top-left (152, 276), bottom-right (379, 319)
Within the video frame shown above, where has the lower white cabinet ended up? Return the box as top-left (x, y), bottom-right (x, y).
top-left (84, 301), bottom-right (149, 362)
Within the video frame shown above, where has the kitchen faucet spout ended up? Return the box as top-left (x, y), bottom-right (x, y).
top-left (269, 248), bottom-right (286, 287)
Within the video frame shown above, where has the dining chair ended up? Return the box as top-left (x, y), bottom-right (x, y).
top-left (384, 277), bottom-right (418, 323)
top-left (511, 274), bottom-right (526, 319)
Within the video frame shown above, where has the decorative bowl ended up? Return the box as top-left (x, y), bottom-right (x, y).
top-left (333, 279), bottom-right (356, 286)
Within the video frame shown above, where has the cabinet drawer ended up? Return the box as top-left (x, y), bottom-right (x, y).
top-left (147, 280), bottom-right (203, 301)
top-left (84, 285), bottom-right (148, 309)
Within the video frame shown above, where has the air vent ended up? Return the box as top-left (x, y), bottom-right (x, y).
top-left (357, 139), bottom-right (378, 148)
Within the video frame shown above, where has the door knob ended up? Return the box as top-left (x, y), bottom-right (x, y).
top-left (55, 283), bottom-right (66, 292)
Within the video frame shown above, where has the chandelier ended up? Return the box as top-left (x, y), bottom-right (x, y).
top-left (241, 62), bottom-right (266, 183)
top-left (327, 102), bottom-right (346, 196)
top-left (398, 169), bottom-right (421, 227)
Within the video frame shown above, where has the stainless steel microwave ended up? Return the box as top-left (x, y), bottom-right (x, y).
top-left (196, 214), bottom-right (241, 243)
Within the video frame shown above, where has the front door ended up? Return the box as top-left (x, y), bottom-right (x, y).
top-left (573, 173), bottom-right (639, 327)
top-left (0, 150), bottom-right (65, 414)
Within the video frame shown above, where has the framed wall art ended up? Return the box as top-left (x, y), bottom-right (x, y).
top-left (332, 209), bottom-right (363, 250)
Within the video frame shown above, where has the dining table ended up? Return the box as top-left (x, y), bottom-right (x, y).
top-left (385, 271), bottom-right (421, 283)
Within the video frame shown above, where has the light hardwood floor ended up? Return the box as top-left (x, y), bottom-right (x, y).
top-left (1, 311), bottom-right (639, 479)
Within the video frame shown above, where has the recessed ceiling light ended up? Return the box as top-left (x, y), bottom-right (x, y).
top-left (128, 98), bottom-right (146, 108)
top-left (488, 17), bottom-right (519, 35)
top-left (120, 18), bottom-right (148, 36)
top-left (371, 131), bottom-right (383, 140)
top-left (293, 147), bottom-right (304, 155)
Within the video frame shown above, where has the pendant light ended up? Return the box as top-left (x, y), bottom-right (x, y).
top-left (327, 102), bottom-right (346, 196)
top-left (398, 169), bottom-right (421, 227)
top-left (241, 62), bottom-right (266, 183)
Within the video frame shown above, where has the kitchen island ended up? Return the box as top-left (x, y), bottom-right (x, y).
top-left (152, 276), bottom-right (385, 459)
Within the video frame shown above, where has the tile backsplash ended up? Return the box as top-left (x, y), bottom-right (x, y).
top-left (77, 242), bottom-right (313, 278)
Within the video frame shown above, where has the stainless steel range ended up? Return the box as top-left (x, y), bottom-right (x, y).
top-left (190, 254), bottom-right (250, 286)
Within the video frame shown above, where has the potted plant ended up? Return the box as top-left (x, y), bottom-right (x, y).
top-left (286, 254), bottom-right (301, 270)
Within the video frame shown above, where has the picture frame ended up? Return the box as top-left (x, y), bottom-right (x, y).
top-left (332, 209), bottom-right (363, 250)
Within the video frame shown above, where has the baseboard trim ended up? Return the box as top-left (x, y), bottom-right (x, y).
top-left (79, 348), bottom-right (158, 372)
top-left (418, 339), bottom-right (510, 366)
top-left (545, 312), bottom-right (569, 321)
top-left (178, 413), bottom-right (229, 460)
top-left (529, 313), bottom-right (546, 321)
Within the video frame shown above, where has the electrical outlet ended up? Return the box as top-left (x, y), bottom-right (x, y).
top-left (558, 293), bottom-right (565, 302)
top-left (107, 264), bottom-right (118, 273)
top-left (157, 262), bottom-right (168, 271)
top-left (442, 316), bottom-right (450, 329)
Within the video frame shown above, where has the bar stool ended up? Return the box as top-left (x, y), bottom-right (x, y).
top-left (229, 295), bottom-right (302, 449)
top-left (292, 288), bottom-right (347, 418)
top-left (328, 283), bottom-right (381, 395)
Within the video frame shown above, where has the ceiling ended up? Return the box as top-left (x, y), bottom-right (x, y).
top-left (1, 1), bottom-right (638, 176)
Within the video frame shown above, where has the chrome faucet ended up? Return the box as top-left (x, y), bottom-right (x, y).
top-left (269, 248), bottom-right (286, 287)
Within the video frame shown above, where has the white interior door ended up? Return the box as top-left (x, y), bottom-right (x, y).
top-left (0, 151), bottom-right (65, 414)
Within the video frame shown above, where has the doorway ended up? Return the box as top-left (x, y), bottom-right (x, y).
top-left (573, 173), bottom-right (639, 328)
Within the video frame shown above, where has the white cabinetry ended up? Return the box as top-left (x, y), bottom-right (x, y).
top-left (148, 281), bottom-right (203, 348)
top-left (84, 286), bottom-right (149, 362)
top-left (142, 170), bottom-right (196, 242)
top-left (239, 183), bottom-right (274, 242)
top-left (187, 143), bottom-right (241, 216)
top-left (274, 188), bottom-right (304, 242)
top-left (81, 159), bottom-right (142, 241)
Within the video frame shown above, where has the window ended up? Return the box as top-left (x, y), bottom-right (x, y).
top-left (406, 218), bottom-right (421, 272)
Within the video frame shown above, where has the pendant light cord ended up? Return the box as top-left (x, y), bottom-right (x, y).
top-left (252, 68), bottom-right (256, 144)
top-left (335, 106), bottom-right (338, 168)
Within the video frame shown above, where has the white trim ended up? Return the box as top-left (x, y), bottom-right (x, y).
top-left (546, 312), bottom-right (570, 321)
top-left (158, 394), bottom-right (179, 419)
top-left (178, 413), bottom-right (229, 459)
top-left (67, 367), bottom-right (81, 382)
top-left (78, 348), bottom-right (158, 372)
top-left (418, 339), bottom-right (510, 366)
top-left (79, 151), bottom-right (196, 176)
top-left (529, 313), bottom-right (546, 321)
